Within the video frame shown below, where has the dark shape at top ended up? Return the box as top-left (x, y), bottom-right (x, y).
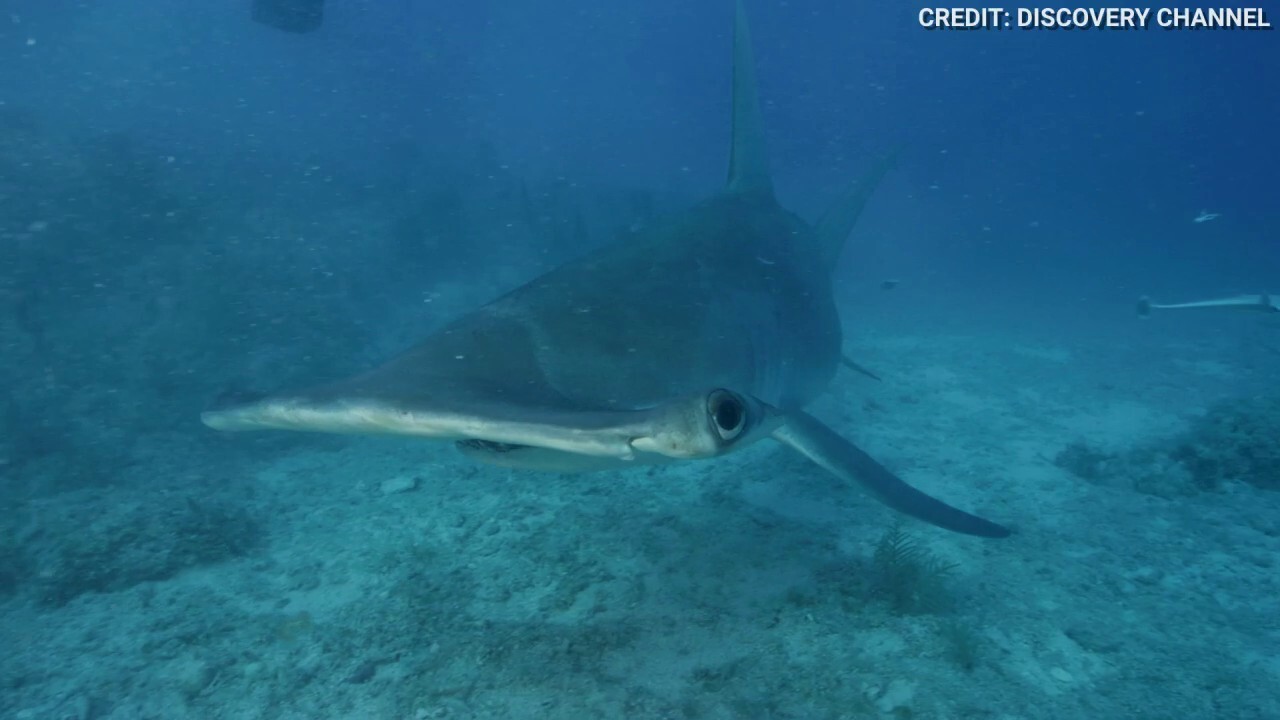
top-left (252, 0), bottom-right (325, 33)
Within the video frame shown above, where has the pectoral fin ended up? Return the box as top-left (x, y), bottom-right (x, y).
top-left (841, 355), bottom-right (882, 382)
top-left (772, 412), bottom-right (1011, 538)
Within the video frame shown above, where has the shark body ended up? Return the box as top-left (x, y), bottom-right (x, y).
top-left (206, 3), bottom-right (1011, 539)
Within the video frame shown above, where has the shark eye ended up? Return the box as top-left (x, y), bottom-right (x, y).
top-left (708, 390), bottom-right (747, 441)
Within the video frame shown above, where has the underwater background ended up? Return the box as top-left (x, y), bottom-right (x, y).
top-left (1, 1), bottom-right (1277, 718)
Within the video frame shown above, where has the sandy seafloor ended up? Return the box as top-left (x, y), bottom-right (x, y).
top-left (2, 291), bottom-right (1278, 720)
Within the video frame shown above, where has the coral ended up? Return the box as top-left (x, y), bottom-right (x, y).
top-left (1053, 441), bottom-right (1118, 482)
top-left (1168, 396), bottom-right (1280, 491)
top-left (1054, 395), bottom-right (1280, 495)
top-left (26, 491), bottom-right (263, 606)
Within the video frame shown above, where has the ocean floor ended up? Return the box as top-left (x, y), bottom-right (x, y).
top-left (2, 306), bottom-right (1278, 720)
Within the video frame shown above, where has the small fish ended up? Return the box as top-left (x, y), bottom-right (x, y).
top-left (1193, 210), bottom-right (1220, 223)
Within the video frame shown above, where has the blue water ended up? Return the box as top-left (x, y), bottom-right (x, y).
top-left (2, 2), bottom-right (1278, 718)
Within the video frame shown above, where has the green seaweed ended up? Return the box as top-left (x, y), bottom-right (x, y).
top-left (939, 619), bottom-right (982, 671)
top-left (871, 525), bottom-right (957, 616)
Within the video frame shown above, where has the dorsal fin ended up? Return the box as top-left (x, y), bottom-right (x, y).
top-left (815, 146), bottom-right (902, 266)
top-left (725, 0), bottom-right (774, 198)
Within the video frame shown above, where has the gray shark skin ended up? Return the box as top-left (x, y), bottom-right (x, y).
top-left (204, 2), bottom-right (1011, 539)
top-left (1137, 293), bottom-right (1279, 317)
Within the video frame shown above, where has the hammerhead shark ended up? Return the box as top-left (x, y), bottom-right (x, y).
top-left (1137, 293), bottom-right (1279, 317)
top-left (206, 3), bottom-right (1011, 539)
